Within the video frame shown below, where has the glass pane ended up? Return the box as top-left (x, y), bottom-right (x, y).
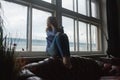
top-left (62, 0), bottom-right (73, 11)
top-left (1, 1), bottom-right (27, 51)
top-left (62, 16), bottom-right (74, 51)
top-left (91, 0), bottom-right (99, 18)
top-left (78, 0), bottom-right (87, 15)
top-left (87, 24), bottom-right (91, 51)
top-left (32, 8), bottom-right (51, 51)
top-left (91, 25), bottom-right (98, 51)
top-left (42, 0), bottom-right (51, 3)
top-left (79, 21), bottom-right (87, 51)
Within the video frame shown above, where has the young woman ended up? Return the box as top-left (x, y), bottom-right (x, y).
top-left (46, 16), bottom-right (72, 69)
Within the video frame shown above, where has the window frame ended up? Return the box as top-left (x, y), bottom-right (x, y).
top-left (3, 0), bottom-right (104, 57)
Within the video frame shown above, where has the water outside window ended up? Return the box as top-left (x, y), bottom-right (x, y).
top-left (1, 1), bottom-right (27, 51)
top-left (79, 21), bottom-right (88, 51)
top-left (32, 8), bottom-right (51, 51)
top-left (62, 16), bottom-right (74, 51)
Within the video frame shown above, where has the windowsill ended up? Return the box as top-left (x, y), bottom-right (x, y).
top-left (16, 51), bottom-right (106, 58)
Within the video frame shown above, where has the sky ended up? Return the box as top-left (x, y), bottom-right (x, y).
top-left (1, 1), bottom-right (27, 39)
top-left (1, 0), bottom-right (97, 43)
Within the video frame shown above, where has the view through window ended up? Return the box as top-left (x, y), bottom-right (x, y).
top-left (1, 0), bottom-right (101, 52)
top-left (62, 16), bottom-right (74, 51)
top-left (62, 0), bottom-right (73, 11)
top-left (79, 21), bottom-right (88, 51)
top-left (32, 8), bottom-right (51, 51)
top-left (1, 1), bottom-right (27, 51)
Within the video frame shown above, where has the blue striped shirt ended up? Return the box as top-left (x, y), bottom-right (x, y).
top-left (46, 29), bottom-right (57, 52)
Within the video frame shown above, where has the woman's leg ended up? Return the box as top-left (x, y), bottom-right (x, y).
top-left (55, 33), bottom-right (70, 57)
top-left (47, 36), bottom-right (59, 57)
top-left (55, 33), bottom-right (72, 69)
top-left (48, 32), bottom-right (68, 57)
top-left (48, 32), bottom-right (72, 69)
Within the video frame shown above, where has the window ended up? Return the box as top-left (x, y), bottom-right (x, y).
top-left (32, 8), bottom-right (51, 51)
top-left (91, 25), bottom-right (98, 51)
top-left (62, 0), bottom-right (99, 17)
top-left (62, 16), bottom-right (74, 51)
top-left (79, 21), bottom-right (88, 51)
top-left (78, 22), bottom-right (99, 52)
top-left (1, 0), bottom-right (102, 54)
top-left (62, 0), bottom-right (73, 11)
top-left (1, 1), bottom-right (27, 51)
top-left (91, 0), bottom-right (99, 18)
top-left (78, 0), bottom-right (87, 15)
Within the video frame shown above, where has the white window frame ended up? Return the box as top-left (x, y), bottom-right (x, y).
top-left (3, 0), bottom-right (105, 57)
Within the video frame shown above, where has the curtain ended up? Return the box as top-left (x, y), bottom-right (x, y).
top-left (106, 0), bottom-right (120, 57)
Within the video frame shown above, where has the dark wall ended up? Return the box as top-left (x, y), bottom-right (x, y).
top-left (106, 0), bottom-right (120, 57)
top-left (117, 0), bottom-right (120, 39)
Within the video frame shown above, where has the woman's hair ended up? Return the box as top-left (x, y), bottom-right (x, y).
top-left (46, 16), bottom-right (59, 32)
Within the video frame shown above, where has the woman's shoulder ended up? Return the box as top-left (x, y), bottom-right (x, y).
top-left (56, 27), bottom-right (64, 33)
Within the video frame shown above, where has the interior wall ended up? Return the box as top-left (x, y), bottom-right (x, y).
top-left (101, 0), bottom-right (108, 54)
top-left (117, 0), bottom-right (120, 39)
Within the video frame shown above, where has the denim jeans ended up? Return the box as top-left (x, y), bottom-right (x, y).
top-left (47, 32), bottom-right (70, 57)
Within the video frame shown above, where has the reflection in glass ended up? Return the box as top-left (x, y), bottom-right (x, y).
top-left (32, 8), bottom-right (51, 51)
top-left (62, 16), bottom-right (74, 51)
top-left (1, 1), bottom-right (27, 51)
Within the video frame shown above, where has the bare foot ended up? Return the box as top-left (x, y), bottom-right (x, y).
top-left (63, 57), bottom-right (72, 69)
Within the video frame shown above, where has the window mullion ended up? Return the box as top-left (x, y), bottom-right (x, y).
top-left (74, 19), bottom-right (76, 51)
top-left (73, 0), bottom-right (75, 11)
top-left (27, 4), bottom-right (32, 51)
top-left (89, 24), bottom-right (92, 51)
top-left (54, 0), bottom-right (62, 27)
top-left (26, 6), bottom-right (29, 51)
top-left (76, 0), bottom-right (78, 13)
top-left (89, 0), bottom-right (92, 17)
top-left (86, 0), bottom-right (90, 16)
top-left (77, 20), bottom-right (79, 51)
top-left (86, 24), bottom-right (89, 51)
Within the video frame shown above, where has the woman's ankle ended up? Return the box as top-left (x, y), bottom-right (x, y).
top-left (63, 57), bottom-right (72, 69)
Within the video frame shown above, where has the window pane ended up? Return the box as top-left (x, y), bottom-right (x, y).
top-left (32, 8), bottom-right (51, 51)
top-left (1, 1), bottom-right (27, 51)
top-left (91, 25), bottom-right (98, 51)
top-left (78, 0), bottom-right (87, 15)
top-left (91, 0), bottom-right (99, 18)
top-left (42, 0), bottom-right (51, 3)
top-left (62, 0), bottom-right (73, 11)
top-left (62, 16), bottom-right (74, 51)
top-left (79, 21), bottom-right (87, 51)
